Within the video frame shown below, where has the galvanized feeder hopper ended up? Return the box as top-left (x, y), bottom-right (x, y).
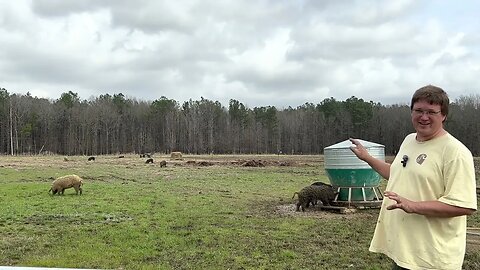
top-left (324, 139), bottom-right (385, 208)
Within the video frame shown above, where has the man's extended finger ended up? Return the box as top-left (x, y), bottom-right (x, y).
top-left (387, 204), bottom-right (395, 210)
top-left (384, 191), bottom-right (396, 197)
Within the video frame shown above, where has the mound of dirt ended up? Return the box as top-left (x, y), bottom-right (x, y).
top-left (198, 161), bottom-right (215, 166)
top-left (184, 160), bottom-right (216, 166)
top-left (230, 159), bottom-right (295, 167)
top-left (133, 157), bottom-right (297, 167)
top-left (242, 160), bottom-right (265, 167)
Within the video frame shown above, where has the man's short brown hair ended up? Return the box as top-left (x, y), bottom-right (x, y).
top-left (410, 85), bottom-right (449, 116)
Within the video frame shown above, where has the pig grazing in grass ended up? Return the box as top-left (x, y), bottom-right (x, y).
top-left (49, 174), bottom-right (83, 195)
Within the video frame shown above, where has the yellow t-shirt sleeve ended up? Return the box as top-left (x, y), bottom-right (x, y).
top-left (438, 148), bottom-right (477, 210)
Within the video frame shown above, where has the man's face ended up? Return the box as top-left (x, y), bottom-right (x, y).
top-left (411, 100), bottom-right (446, 141)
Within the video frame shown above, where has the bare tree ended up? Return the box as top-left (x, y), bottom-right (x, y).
top-left (0, 89), bottom-right (478, 156)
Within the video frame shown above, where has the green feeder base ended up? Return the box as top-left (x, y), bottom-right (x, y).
top-left (332, 186), bottom-right (383, 208)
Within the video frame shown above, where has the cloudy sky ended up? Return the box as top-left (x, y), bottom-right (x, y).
top-left (1, 0), bottom-right (479, 109)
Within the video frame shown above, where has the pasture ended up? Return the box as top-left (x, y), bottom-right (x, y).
top-left (0, 154), bottom-right (479, 270)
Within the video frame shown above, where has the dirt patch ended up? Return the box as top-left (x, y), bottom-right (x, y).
top-left (467, 228), bottom-right (480, 253)
top-left (229, 159), bottom-right (295, 167)
top-left (467, 240), bottom-right (480, 253)
top-left (198, 161), bottom-right (216, 166)
top-left (183, 160), bottom-right (218, 166)
top-left (181, 159), bottom-right (296, 167)
top-left (0, 154), bottom-right (321, 170)
top-left (242, 160), bottom-right (266, 167)
top-left (274, 204), bottom-right (377, 219)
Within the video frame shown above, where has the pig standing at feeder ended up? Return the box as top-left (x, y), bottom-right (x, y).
top-left (292, 185), bottom-right (338, 212)
top-left (49, 174), bottom-right (83, 195)
top-left (309, 181), bottom-right (336, 206)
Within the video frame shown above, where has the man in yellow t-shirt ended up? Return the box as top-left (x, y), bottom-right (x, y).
top-left (350, 85), bottom-right (477, 270)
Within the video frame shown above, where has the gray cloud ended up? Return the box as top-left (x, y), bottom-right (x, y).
top-left (1, 0), bottom-right (479, 108)
top-left (32, 0), bottom-right (102, 17)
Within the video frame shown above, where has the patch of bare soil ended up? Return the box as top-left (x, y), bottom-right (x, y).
top-left (177, 160), bottom-right (217, 167)
top-left (238, 159), bottom-right (294, 167)
top-left (180, 159), bottom-right (296, 167)
top-left (274, 203), bottom-right (376, 219)
top-left (467, 228), bottom-right (480, 253)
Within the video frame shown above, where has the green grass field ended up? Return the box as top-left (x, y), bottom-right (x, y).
top-left (1, 155), bottom-right (479, 270)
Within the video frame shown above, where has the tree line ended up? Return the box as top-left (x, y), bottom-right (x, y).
top-left (0, 88), bottom-right (479, 156)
